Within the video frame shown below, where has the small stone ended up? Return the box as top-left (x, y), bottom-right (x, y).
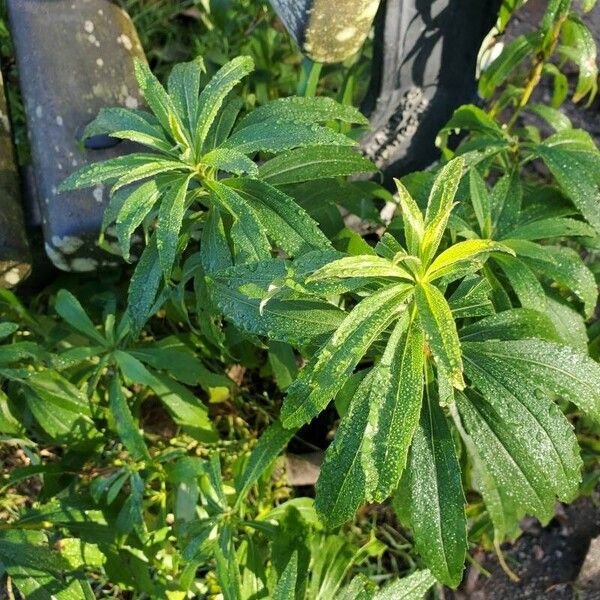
top-left (577, 536), bottom-right (600, 591)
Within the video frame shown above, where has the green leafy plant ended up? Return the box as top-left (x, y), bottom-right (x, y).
top-left (216, 155), bottom-right (600, 586)
top-left (3, 0), bottom-right (600, 596)
top-left (60, 55), bottom-right (375, 333)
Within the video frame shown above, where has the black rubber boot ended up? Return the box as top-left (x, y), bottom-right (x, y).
top-left (361, 0), bottom-right (502, 183)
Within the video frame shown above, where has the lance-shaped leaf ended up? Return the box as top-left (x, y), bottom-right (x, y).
top-left (224, 178), bottom-right (330, 256)
top-left (463, 344), bottom-right (582, 502)
top-left (84, 107), bottom-right (174, 153)
top-left (109, 160), bottom-right (188, 194)
top-left (59, 153), bottom-right (167, 191)
top-left (395, 390), bottom-right (467, 587)
top-left (315, 366), bottom-right (383, 528)
top-left (205, 180), bottom-right (271, 263)
top-left (535, 131), bottom-right (600, 233)
top-left (450, 397), bottom-right (522, 542)
top-left (420, 158), bottom-right (464, 265)
top-left (426, 239), bottom-right (514, 282)
top-left (201, 149), bottom-right (259, 176)
top-left (519, 245), bottom-right (598, 318)
top-left (469, 169), bottom-right (492, 237)
top-left (371, 317), bottom-right (425, 501)
top-left (492, 253), bottom-right (548, 309)
top-left (508, 217), bottom-right (596, 240)
top-left (115, 179), bottom-right (163, 258)
top-left (222, 121), bottom-right (355, 155)
top-left (395, 178), bottom-right (424, 256)
top-left (204, 97), bottom-right (244, 151)
top-left (463, 338), bottom-right (600, 423)
top-left (157, 173), bottom-right (193, 276)
top-left (108, 375), bottom-right (149, 461)
top-left (491, 171), bottom-right (522, 238)
top-left (236, 96), bottom-right (368, 130)
top-left (456, 389), bottom-right (557, 530)
top-left (281, 284), bottom-right (412, 428)
top-left (373, 569), bottom-right (436, 600)
top-left (273, 552), bottom-right (298, 600)
top-left (236, 421), bottom-right (295, 505)
top-left (209, 264), bottom-right (346, 348)
top-left (127, 236), bottom-right (164, 334)
top-left (560, 14), bottom-right (598, 103)
top-left (424, 157), bottom-right (464, 226)
top-left (415, 283), bottom-right (465, 389)
top-left (258, 146), bottom-right (376, 185)
top-left (55, 290), bottom-right (107, 345)
top-left (459, 308), bottom-right (560, 342)
top-left (167, 56), bottom-right (205, 133)
top-left (478, 33), bottom-right (534, 97)
top-left (448, 276), bottom-right (494, 318)
top-left (195, 56), bottom-right (254, 154)
top-left (307, 255), bottom-right (413, 283)
top-left (134, 58), bottom-right (190, 149)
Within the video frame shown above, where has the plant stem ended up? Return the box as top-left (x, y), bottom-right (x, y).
top-left (506, 16), bottom-right (567, 132)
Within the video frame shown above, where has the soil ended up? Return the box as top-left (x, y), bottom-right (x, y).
top-left (449, 491), bottom-right (600, 599)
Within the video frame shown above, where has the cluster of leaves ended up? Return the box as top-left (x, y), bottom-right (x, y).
top-left (0, 287), bottom-right (434, 598)
top-left (3, 0), bottom-right (600, 596)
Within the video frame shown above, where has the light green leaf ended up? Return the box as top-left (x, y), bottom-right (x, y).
top-left (415, 283), bottom-right (464, 389)
top-left (421, 158), bottom-right (464, 265)
top-left (281, 285), bottom-right (412, 428)
top-left (308, 255), bottom-right (413, 283)
top-left (395, 178), bottom-right (424, 256)
top-left (134, 58), bottom-right (190, 148)
top-left (373, 569), bottom-right (436, 600)
top-left (426, 239), bottom-right (514, 281)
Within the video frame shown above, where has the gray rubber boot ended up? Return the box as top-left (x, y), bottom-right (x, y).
top-left (361, 0), bottom-right (502, 182)
top-left (6, 0), bottom-right (146, 272)
top-left (0, 66), bottom-right (31, 288)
